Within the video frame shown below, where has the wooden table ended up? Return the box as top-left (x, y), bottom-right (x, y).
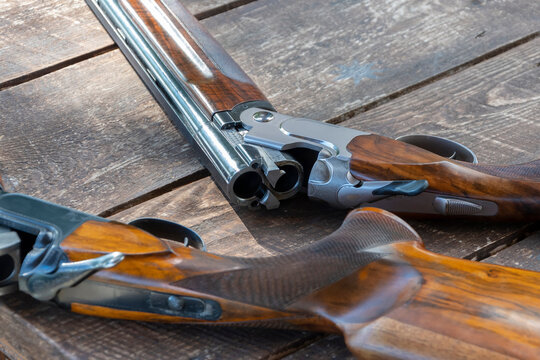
top-left (0, 0), bottom-right (538, 358)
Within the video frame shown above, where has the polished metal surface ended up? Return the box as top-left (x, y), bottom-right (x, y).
top-left (240, 108), bottom-right (368, 159)
top-left (57, 280), bottom-right (222, 320)
top-left (369, 192), bottom-right (498, 216)
top-left (240, 108), bottom-right (429, 209)
top-left (253, 111), bottom-right (274, 123)
top-left (0, 226), bottom-right (21, 296)
top-left (25, 252), bottom-right (124, 301)
top-left (90, 0), bottom-right (305, 209)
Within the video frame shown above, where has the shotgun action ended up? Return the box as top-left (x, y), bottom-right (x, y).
top-left (2, 188), bottom-right (540, 358)
top-left (85, 0), bottom-right (540, 219)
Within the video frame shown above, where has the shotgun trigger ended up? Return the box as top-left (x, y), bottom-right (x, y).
top-left (128, 218), bottom-right (206, 251)
top-left (308, 153), bottom-right (429, 208)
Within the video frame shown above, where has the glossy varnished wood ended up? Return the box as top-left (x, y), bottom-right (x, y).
top-left (340, 243), bottom-right (540, 359)
top-left (119, 0), bottom-right (269, 115)
top-left (56, 209), bottom-right (540, 359)
top-left (347, 134), bottom-right (540, 220)
top-left (60, 220), bottom-right (325, 326)
top-left (1, 0), bottom-right (539, 359)
top-left (280, 36), bottom-right (540, 360)
top-left (0, 0), bottom-right (238, 87)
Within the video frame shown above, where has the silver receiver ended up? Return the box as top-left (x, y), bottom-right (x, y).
top-left (239, 108), bottom-right (429, 210)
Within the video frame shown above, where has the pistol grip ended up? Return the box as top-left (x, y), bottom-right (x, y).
top-left (347, 134), bottom-right (540, 220)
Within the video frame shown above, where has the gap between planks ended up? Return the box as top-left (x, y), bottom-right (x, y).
top-left (97, 168), bottom-right (209, 217)
top-left (196, 0), bottom-right (260, 20)
top-left (264, 334), bottom-right (326, 360)
top-left (326, 31), bottom-right (539, 125)
top-left (0, 0), bottom-right (260, 92)
top-left (0, 7), bottom-right (536, 358)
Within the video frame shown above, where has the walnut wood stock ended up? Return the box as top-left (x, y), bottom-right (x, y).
top-left (298, 241), bottom-right (540, 359)
top-left (347, 134), bottom-right (540, 220)
top-left (58, 208), bottom-right (540, 358)
top-left (118, 0), bottom-right (269, 115)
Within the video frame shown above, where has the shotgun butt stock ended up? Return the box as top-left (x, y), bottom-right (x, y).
top-left (52, 208), bottom-right (540, 358)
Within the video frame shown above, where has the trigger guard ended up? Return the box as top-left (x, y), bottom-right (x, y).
top-left (128, 218), bottom-right (206, 251)
top-left (396, 134), bottom-right (478, 164)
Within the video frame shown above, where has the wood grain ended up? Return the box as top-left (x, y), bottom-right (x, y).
top-left (0, 51), bottom-right (200, 213)
top-left (0, 0), bottom-right (238, 87)
top-left (289, 238), bottom-right (540, 359)
top-left (33, 208), bottom-right (540, 359)
top-left (0, 178), bottom-right (316, 360)
top-left (1, 4), bottom-right (538, 215)
top-left (0, 0), bottom-right (538, 358)
top-left (203, 0), bottom-right (540, 120)
top-left (347, 134), bottom-right (540, 220)
top-left (1, 175), bottom-right (523, 360)
top-left (1, 40), bottom-right (533, 251)
top-left (340, 38), bottom-right (540, 165)
top-left (286, 35), bottom-right (540, 360)
top-left (484, 232), bottom-right (540, 271)
top-left (2, 0), bottom-right (539, 115)
top-left (1, 293), bottom-right (308, 360)
top-left (118, 0), bottom-right (269, 114)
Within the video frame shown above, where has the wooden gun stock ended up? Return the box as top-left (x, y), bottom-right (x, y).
top-left (57, 208), bottom-right (540, 359)
top-left (348, 135), bottom-right (540, 220)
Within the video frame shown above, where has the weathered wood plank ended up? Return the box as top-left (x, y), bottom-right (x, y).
top-left (206, 0), bottom-right (539, 120)
top-left (483, 232), bottom-right (540, 270)
top-left (0, 0), bottom-right (248, 86)
top-left (340, 39), bottom-right (540, 164)
top-left (2, 0), bottom-right (539, 107)
top-left (0, 51), bottom-right (200, 212)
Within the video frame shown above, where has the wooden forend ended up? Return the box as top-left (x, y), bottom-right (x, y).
top-left (118, 0), bottom-right (269, 115)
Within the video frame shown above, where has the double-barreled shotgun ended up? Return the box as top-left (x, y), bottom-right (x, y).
top-left (84, 0), bottom-right (540, 219)
top-left (1, 184), bottom-right (540, 358)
